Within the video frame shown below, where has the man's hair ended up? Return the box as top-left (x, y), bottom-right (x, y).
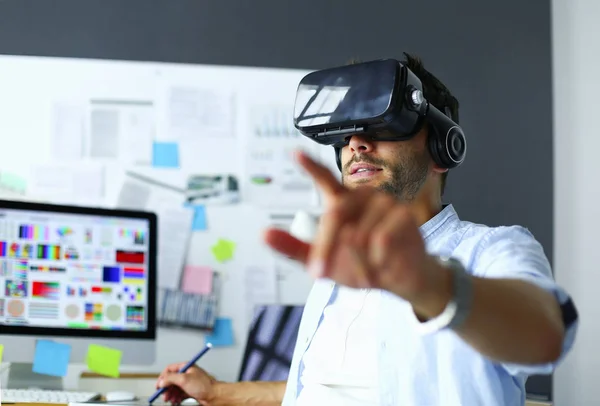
top-left (348, 53), bottom-right (460, 196)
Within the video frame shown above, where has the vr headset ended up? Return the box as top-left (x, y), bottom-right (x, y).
top-left (293, 58), bottom-right (466, 171)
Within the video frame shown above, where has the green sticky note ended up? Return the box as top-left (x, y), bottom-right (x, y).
top-left (211, 238), bottom-right (236, 263)
top-left (0, 344), bottom-right (4, 363)
top-left (86, 344), bottom-right (122, 378)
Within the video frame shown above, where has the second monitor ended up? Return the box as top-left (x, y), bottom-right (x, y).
top-left (0, 199), bottom-right (157, 389)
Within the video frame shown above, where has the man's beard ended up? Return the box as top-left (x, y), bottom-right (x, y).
top-left (342, 150), bottom-right (429, 201)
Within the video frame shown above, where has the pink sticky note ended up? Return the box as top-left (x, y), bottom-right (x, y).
top-left (181, 266), bottom-right (213, 295)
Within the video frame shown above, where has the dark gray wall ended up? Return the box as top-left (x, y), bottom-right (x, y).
top-left (0, 0), bottom-right (554, 399)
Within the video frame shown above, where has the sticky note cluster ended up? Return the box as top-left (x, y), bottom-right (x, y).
top-left (33, 340), bottom-right (71, 377)
top-left (182, 265), bottom-right (213, 295)
top-left (205, 317), bottom-right (234, 347)
top-left (152, 141), bottom-right (180, 168)
top-left (211, 238), bottom-right (236, 263)
top-left (26, 340), bottom-right (122, 378)
top-left (191, 205), bottom-right (207, 231)
top-left (86, 344), bottom-right (122, 378)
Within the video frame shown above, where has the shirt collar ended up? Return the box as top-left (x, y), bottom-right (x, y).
top-left (419, 204), bottom-right (459, 241)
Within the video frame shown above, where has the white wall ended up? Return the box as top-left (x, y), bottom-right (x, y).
top-left (0, 55), bottom-right (331, 386)
top-left (552, 0), bottom-right (600, 404)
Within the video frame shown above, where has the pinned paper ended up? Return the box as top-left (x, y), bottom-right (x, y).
top-left (191, 205), bottom-right (207, 231)
top-left (86, 344), bottom-right (122, 378)
top-left (0, 344), bottom-right (4, 363)
top-left (182, 265), bottom-right (213, 295)
top-left (205, 317), bottom-right (234, 347)
top-left (211, 238), bottom-right (236, 263)
top-left (152, 141), bottom-right (180, 168)
top-left (33, 340), bottom-right (71, 377)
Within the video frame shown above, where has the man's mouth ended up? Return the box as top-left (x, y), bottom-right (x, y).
top-left (349, 163), bottom-right (383, 178)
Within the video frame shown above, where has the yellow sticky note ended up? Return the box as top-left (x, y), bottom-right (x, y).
top-left (211, 238), bottom-right (236, 263)
top-left (86, 344), bottom-right (121, 378)
top-left (0, 344), bottom-right (4, 363)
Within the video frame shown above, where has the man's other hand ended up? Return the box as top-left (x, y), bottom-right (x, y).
top-left (157, 363), bottom-right (216, 405)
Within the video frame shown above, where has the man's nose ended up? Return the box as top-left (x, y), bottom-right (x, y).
top-left (348, 135), bottom-right (375, 154)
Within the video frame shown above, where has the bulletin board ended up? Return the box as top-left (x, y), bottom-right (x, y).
top-left (0, 55), bottom-right (338, 381)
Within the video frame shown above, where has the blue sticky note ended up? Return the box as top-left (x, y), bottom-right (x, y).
top-left (152, 142), bottom-right (180, 168)
top-left (191, 205), bottom-right (207, 231)
top-left (205, 318), bottom-right (234, 347)
top-left (33, 340), bottom-right (71, 377)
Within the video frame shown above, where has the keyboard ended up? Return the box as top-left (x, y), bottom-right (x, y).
top-left (1, 389), bottom-right (101, 404)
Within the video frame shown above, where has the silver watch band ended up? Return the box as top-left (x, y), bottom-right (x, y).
top-left (438, 256), bottom-right (473, 330)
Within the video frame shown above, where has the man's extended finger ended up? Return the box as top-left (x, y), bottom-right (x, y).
top-left (295, 150), bottom-right (346, 198)
top-left (368, 205), bottom-right (414, 269)
top-left (263, 228), bottom-right (310, 263)
top-left (352, 193), bottom-right (396, 249)
top-left (308, 195), bottom-right (364, 277)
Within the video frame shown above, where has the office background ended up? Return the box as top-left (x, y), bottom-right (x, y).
top-left (2, 0), bottom-right (588, 403)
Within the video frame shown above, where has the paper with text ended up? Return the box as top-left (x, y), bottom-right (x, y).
top-left (51, 102), bottom-right (84, 161)
top-left (243, 104), bottom-right (318, 208)
top-left (244, 265), bottom-right (278, 322)
top-left (116, 178), bottom-right (152, 210)
top-left (157, 206), bottom-right (194, 289)
top-left (167, 86), bottom-right (235, 139)
top-left (87, 99), bottom-right (155, 165)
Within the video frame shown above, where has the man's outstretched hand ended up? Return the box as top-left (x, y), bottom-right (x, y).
top-left (263, 150), bottom-right (445, 305)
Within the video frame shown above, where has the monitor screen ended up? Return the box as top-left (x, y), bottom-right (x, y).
top-left (238, 305), bottom-right (304, 382)
top-left (0, 200), bottom-right (156, 339)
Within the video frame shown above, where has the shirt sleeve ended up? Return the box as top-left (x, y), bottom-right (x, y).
top-left (473, 225), bottom-right (579, 378)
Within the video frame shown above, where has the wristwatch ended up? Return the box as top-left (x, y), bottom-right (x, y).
top-left (415, 256), bottom-right (473, 334)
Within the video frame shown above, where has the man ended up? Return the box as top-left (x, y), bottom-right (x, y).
top-left (156, 54), bottom-right (578, 406)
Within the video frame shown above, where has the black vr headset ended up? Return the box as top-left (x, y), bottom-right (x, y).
top-left (292, 58), bottom-right (466, 171)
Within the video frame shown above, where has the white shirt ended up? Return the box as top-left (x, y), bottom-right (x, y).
top-left (283, 205), bottom-right (578, 406)
top-left (296, 286), bottom-right (381, 406)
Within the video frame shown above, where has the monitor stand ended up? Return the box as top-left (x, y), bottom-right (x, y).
top-left (6, 363), bottom-right (63, 390)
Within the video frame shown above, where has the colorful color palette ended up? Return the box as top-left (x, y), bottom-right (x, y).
top-left (123, 267), bottom-right (144, 285)
top-left (56, 227), bottom-right (74, 238)
top-left (37, 244), bottom-right (61, 260)
top-left (119, 229), bottom-right (146, 245)
top-left (19, 224), bottom-right (50, 241)
top-left (126, 306), bottom-right (144, 324)
top-left (5, 280), bottom-right (27, 297)
top-left (32, 281), bottom-right (61, 300)
top-left (103, 266), bottom-right (121, 283)
top-left (84, 303), bottom-right (103, 322)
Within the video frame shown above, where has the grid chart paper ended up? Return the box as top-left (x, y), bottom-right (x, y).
top-left (158, 274), bottom-right (220, 330)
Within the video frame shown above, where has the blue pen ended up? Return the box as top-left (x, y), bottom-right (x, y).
top-left (148, 343), bottom-right (213, 404)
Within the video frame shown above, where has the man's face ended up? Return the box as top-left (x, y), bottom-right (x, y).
top-left (340, 130), bottom-right (431, 201)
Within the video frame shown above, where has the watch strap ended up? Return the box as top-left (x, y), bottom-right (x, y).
top-left (414, 256), bottom-right (473, 334)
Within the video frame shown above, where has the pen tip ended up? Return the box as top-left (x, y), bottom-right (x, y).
top-left (207, 342), bottom-right (213, 348)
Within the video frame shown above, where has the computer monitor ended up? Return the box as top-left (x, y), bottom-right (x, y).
top-left (238, 304), bottom-right (304, 382)
top-left (0, 199), bottom-right (157, 389)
